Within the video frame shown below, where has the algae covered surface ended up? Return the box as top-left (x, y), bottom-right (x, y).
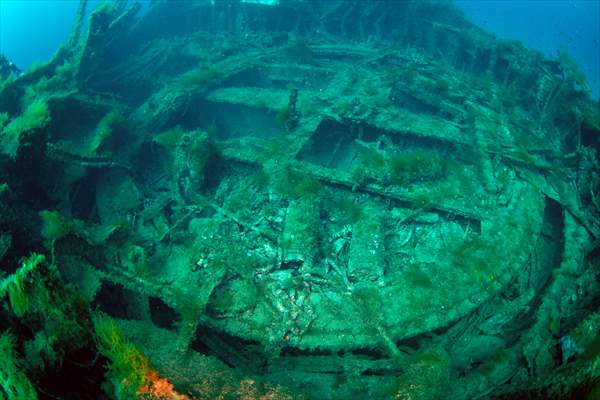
top-left (0, 1), bottom-right (599, 399)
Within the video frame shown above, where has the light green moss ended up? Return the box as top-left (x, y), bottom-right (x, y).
top-left (153, 126), bottom-right (186, 150)
top-left (39, 210), bottom-right (72, 243)
top-left (92, 313), bottom-right (150, 398)
top-left (177, 65), bottom-right (223, 91)
top-left (0, 332), bottom-right (39, 400)
top-left (6, 254), bottom-right (46, 317)
top-left (0, 112), bottom-right (8, 129)
top-left (88, 110), bottom-right (126, 154)
top-left (7, 272), bottom-right (29, 317)
top-left (0, 100), bottom-right (50, 157)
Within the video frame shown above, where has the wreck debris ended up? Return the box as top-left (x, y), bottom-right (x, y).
top-left (0, 1), bottom-right (599, 399)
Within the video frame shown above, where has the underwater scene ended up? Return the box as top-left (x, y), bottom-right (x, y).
top-left (0, 1), bottom-right (599, 399)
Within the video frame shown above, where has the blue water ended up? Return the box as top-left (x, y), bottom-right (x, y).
top-left (0, 0), bottom-right (83, 67)
top-left (1, 0), bottom-right (599, 98)
top-left (456, 0), bottom-right (600, 99)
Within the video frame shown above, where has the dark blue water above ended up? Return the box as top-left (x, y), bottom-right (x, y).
top-left (1, 0), bottom-right (598, 98)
